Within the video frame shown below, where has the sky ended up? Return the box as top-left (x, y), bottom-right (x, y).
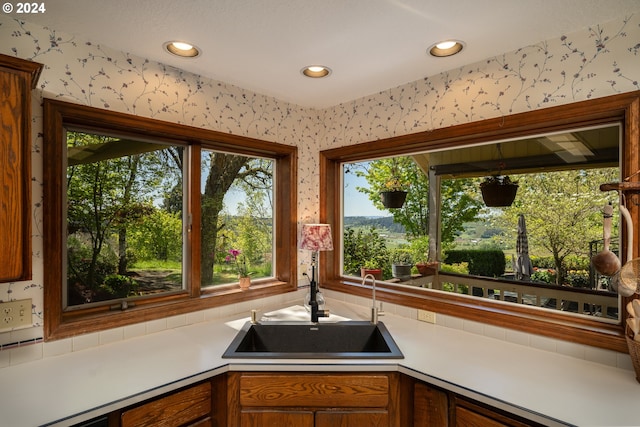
top-left (217, 160), bottom-right (388, 217)
top-left (343, 165), bottom-right (388, 217)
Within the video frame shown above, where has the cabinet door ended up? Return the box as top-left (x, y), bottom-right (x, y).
top-left (455, 406), bottom-right (512, 427)
top-left (0, 54), bottom-right (42, 282)
top-left (240, 410), bottom-right (313, 427)
top-left (186, 418), bottom-right (211, 427)
top-left (121, 382), bottom-right (211, 427)
top-left (414, 382), bottom-right (448, 427)
top-left (316, 410), bottom-right (389, 427)
top-left (454, 398), bottom-right (540, 427)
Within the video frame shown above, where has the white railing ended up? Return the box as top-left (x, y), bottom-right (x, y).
top-left (399, 272), bottom-right (618, 319)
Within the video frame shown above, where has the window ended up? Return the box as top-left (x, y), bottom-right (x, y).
top-left (199, 149), bottom-right (275, 288)
top-left (44, 99), bottom-right (296, 340)
top-left (321, 92), bottom-right (640, 353)
top-left (341, 126), bottom-right (620, 322)
top-left (66, 131), bottom-right (186, 307)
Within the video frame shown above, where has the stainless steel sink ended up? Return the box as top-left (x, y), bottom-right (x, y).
top-left (222, 321), bottom-right (403, 359)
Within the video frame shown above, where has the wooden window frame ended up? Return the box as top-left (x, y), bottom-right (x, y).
top-left (43, 99), bottom-right (297, 340)
top-left (320, 91), bottom-right (640, 353)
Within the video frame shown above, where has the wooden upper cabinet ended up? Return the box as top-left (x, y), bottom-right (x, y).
top-left (0, 54), bottom-right (42, 283)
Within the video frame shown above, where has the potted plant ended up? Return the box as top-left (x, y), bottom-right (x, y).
top-left (360, 259), bottom-right (383, 280)
top-left (226, 248), bottom-right (251, 290)
top-left (390, 249), bottom-right (413, 281)
top-left (416, 260), bottom-right (439, 276)
top-left (408, 236), bottom-right (438, 276)
top-left (480, 175), bottom-right (518, 207)
top-left (380, 177), bottom-right (408, 208)
top-left (379, 160), bottom-right (409, 208)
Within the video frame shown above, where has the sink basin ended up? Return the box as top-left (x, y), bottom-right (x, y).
top-left (222, 321), bottom-right (403, 359)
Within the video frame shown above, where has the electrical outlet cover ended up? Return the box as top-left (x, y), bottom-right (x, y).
top-left (417, 309), bottom-right (436, 324)
top-left (0, 299), bottom-right (32, 330)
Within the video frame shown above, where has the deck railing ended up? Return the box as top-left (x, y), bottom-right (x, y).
top-left (400, 271), bottom-right (619, 319)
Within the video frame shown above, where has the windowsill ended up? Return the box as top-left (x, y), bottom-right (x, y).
top-left (49, 280), bottom-right (294, 341)
top-left (322, 276), bottom-right (627, 353)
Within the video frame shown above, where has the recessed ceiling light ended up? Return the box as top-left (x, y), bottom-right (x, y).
top-left (301, 65), bottom-right (332, 78)
top-left (163, 41), bottom-right (201, 58)
top-left (428, 40), bottom-right (464, 57)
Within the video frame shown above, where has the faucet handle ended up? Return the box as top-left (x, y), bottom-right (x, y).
top-left (371, 303), bottom-right (385, 324)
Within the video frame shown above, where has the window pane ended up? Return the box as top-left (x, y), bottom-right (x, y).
top-left (65, 131), bottom-right (184, 307)
top-left (200, 150), bottom-right (274, 287)
top-left (342, 125), bottom-right (621, 322)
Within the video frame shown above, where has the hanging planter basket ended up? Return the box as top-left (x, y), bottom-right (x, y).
top-left (380, 190), bottom-right (408, 208)
top-left (480, 176), bottom-right (518, 207)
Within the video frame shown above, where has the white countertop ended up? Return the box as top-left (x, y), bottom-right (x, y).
top-left (0, 300), bottom-right (638, 427)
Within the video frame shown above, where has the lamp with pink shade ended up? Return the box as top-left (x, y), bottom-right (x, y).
top-left (299, 224), bottom-right (333, 322)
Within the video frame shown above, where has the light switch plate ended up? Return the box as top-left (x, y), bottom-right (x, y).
top-left (299, 263), bottom-right (308, 280)
top-left (0, 299), bottom-right (32, 330)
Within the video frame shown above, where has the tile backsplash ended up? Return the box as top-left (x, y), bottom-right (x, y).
top-left (0, 288), bottom-right (633, 374)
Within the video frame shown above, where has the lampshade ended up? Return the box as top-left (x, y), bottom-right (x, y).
top-left (299, 224), bottom-right (334, 251)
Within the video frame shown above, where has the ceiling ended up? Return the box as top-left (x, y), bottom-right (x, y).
top-left (419, 124), bottom-right (620, 178)
top-left (20, 0), bottom-right (640, 109)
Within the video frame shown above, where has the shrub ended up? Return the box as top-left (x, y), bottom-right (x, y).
top-left (67, 235), bottom-right (118, 290)
top-left (409, 236), bottom-right (430, 263)
top-left (564, 256), bottom-right (590, 271)
top-left (343, 227), bottom-right (390, 276)
top-left (566, 270), bottom-right (590, 288)
top-left (531, 269), bottom-right (556, 284)
top-left (100, 274), bottom-right (139, 298)
top-left (440, 262), bottom-right (469, 275)
top-left (531, 256), bottom-right (555, 269)
top-left (444, 249), bottom-right (505, 277)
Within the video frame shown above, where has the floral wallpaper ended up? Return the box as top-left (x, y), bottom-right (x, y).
top-left (320, 15), bottom-right (640, 148)
top-left (0, 12), bottom-right (638, 349)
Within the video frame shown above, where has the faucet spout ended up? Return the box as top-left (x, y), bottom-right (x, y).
top-left (362, 274), bottom-right (384, 324)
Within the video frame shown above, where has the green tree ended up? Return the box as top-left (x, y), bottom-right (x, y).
top-left (67, 132), bottom-right (180, 294)
top-left (200, 154), bottom-right (273, 285)
top-left (128, 208), bottom-right (183, 262)
top-left (494, 168), bottom-right (619, 285)
top-left (228, 184), bottom-right (274, 277)
top-left (354, 157), bottom-right (482, 243)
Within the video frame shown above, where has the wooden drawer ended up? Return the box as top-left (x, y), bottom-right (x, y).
top-left (239, 373), bottom-right (389, 408)
top-left (121, 382), bottom-right (211, 427)
top-left (316, 410), bottom-right (389, 427)
top-left (240, 410), bottom-right (314, 427)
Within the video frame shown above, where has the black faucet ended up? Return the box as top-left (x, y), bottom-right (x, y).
top-left (309, 254), bottom-right (329, 323)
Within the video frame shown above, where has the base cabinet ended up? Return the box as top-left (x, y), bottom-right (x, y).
top-left (452, 397), bottom-right (540, 427)
top-left (228, 372), bottom-right (401, 427)
top-left (70, 371), bottom-right (551, 427)
top-left (413, 382), bottom-right (449, 426)
top-left (77, 377), bottom-right (226, 427)
top-left (120, 381), bottom-right (212, 427)
top-left (413, 380), bottom-right (544, 427)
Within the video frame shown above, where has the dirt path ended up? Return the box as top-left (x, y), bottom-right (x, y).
top-left (130, 270), bottom-right (182, 294)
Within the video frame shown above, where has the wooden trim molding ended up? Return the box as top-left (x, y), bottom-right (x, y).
top-left (320, 91), bottom-right (640, 353)
top-left (43, 99), bottom-right (298, 340)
